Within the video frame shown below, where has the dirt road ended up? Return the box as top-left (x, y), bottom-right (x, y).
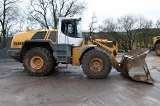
top-left (0, 52), bottom-right (160, 106)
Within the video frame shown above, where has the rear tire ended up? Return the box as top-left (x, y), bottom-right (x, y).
top-left (82, 49), bottom-right (112, 79)
top-left (155, 43), bottom-right (160, 56)
top-left (23, 47), bottom-right (54, 76)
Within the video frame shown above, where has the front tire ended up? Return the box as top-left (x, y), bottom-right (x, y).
top-left (155, 43), bottom-right (160, 56)
top-left (23, 47), bottom-right (54, 76)
top-left (82, 49), bottom-right (112, 79)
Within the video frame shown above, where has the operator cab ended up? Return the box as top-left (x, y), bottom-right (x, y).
top-left (58, 17), bottom-right (83, 46)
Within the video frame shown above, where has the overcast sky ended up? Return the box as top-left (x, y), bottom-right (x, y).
top-left (82, 0), bottom-right (160, 31)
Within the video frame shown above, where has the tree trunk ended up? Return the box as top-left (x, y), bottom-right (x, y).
top-left (53, 17), bottom-right (58, 29)
top-left (2, 30), bottom-right (6, 46)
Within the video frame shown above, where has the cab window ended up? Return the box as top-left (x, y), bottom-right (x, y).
top-left (61, 20), bottom-right (76, 38)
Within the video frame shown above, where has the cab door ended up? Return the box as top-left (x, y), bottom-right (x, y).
top-left (58, 19), bottom-right (83, 46)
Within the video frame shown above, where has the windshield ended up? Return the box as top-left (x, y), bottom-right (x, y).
top-left (76, 20), bottom-right (83, 38)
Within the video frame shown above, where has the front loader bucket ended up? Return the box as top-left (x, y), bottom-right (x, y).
top-left (120, 49), bottom-right (154, 84)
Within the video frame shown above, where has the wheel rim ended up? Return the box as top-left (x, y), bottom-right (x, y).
top-left (30, 56), bottom-right (44, 70)
top-left (157, 47), bottom-right (160, 55)
top-left (89, 58), bottom-right (103, 72)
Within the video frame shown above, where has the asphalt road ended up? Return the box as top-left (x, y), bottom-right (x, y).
top-left (0, 51), bottom-right (160, 106)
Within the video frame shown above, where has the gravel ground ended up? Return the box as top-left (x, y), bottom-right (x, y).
top-left (0, 51), bottom-right (160, 106)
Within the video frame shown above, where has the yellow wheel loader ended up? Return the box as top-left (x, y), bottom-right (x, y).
top-left (8, 17), bottom-right (154, 83)
top-left (152, 36), bottom-right (160, 56)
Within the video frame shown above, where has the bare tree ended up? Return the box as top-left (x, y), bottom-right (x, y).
top-left (136, 16), bottom-right (153, 48)
top-left (88, 13), bottom-right (97, 37)
top-left (103, 18), bottom-right (129, 51)
top-left (155, 19), bottom-right (160, 28)
top-left (27, 0), bottom-right (50, 29)
top-left (154, 19), bottom-right (160, 36)
top-left (118, 14), bottom-right (137, 50)
top-left (0, 0), bottom-right (20, 46)
top-left (103, 15), bottom-right (154, 51)
top-left (27, 0), bottom-right (86, 29)
top-left (51, 0), bottom-right (86, 28)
